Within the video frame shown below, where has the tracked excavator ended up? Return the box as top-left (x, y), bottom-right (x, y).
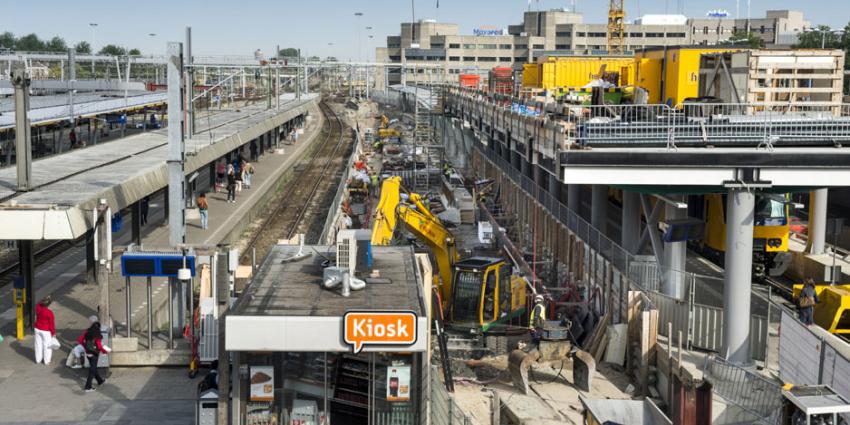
top-left (370, 176), bottom-right (594, 393)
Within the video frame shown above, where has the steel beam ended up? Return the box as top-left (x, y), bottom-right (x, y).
top-left (721, 189), bottom-right (755, 365)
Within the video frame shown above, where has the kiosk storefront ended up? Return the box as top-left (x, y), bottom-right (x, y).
top-left (226, 244), bottom-right (429, 425)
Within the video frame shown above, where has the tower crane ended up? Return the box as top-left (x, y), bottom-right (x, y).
top-left (607, 0), bottom-right (625, 55)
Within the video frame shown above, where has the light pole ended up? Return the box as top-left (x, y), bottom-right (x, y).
top-left (148, 34), bottom-right (157, 83)
top-left (89, 23), bottom-right (98, 76)
top-left (354, 12), bottom-right (364, 62)
top-left (804, 27), bottom-right (845, 48)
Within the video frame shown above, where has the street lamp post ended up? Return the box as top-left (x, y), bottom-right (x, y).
top-left (148, 34), bottom-right (157, 83)
top-left (354, 12), bottom-right (364, 62)
top-left (89, 23), bottom-right (98, 76)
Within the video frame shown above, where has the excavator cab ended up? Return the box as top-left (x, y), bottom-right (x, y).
top-left (450, 257), bottom-right (526, 331)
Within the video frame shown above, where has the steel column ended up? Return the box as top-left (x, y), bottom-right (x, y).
top-left (808, 188), bottom-right (828, 255)
top-left (591, 185), bottom-right (608, 236)
top-left (19, 240), bottom-right (35, 330)
top-left (568, 184), bottom-right (580, 213)
top-left (167, 42), bottom-right (186, 247)
top-left (621, 191), bottom-right (641, 254)
top-left (131, 201), bottom-right (142, 246)
top-left (11, 65), bottom-right (32, 191)
top-left (721, 189), bottom-right (755, 365)
top-left (662, 197), bottom-right (687, 299)
top-left (185, 28), bottom-right (194, 137)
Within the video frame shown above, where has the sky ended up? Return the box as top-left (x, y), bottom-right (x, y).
top-left (2, 0), bottom-right (846, 60)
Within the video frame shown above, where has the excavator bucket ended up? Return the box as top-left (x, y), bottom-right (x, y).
top-left (508, 348), bottom-right (540, 395)
top-left (572, 349), bottom-right (595, 392)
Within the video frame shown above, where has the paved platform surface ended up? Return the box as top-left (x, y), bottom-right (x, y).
top-left (0, 100), bottom-right (324, 424)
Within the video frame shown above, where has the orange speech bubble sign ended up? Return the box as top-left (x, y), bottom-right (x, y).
top-left (343, 310), bottom-right (418, 354)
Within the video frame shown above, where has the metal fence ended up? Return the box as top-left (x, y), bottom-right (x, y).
top-left (703, 355), bottom-right (785, 425)
top-left (430, 366), bottom-right (475, 425)
top-left (471, 134), bottom-right (773, 361)
top-left (318, 127), bottom-right (363, 244)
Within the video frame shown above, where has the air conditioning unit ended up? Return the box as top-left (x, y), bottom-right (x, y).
top-left (336, 229), bottom-right (358, 274)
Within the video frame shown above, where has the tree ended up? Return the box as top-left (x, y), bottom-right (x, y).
top-left (721, 31), bottom-right (765, 49)
top-left (796, 24), bottom-right (843, 49)
top-left (308, 55), bottom-right (320, 61)
top-left (128, 48), bottom-right (141, 56)
top-left (74, 41), bottom-right (91, 54)
top-left (326, 56), bottom-right (338, 62)
top-left (0, 32), bottom-right (15, 49)
top-left (277, 47), bottom-right (299, 58)
top-left (45, 36), bottom-right (67, 52)
top-left (98, 44), bottom-right (126, 56)
top-left (15, 33), bottom-right (45, 51)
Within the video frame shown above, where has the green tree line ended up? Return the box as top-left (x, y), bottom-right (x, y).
top-left (0, 31), bottom-right (140, 56)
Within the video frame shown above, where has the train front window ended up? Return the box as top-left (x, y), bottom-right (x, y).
top-left (755, 198), bottom-right (787, 226)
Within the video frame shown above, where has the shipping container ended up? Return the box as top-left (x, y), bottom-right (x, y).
top-left (458, 73), bottom-right (481, 89)
top-left (634, 46), bottom-right (741, 106)
top-left (521, 56), bottom-right (636, 90)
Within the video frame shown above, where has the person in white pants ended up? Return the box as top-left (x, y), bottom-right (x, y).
top-left (33, 296), bottom-right (56, 365)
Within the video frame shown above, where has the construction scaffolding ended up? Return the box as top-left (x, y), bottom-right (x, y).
top-left (410, 68), bottom-right (445, 193)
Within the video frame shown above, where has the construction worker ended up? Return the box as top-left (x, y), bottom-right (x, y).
top-left (371, 173), bottom-right (379, 196)
top-left (529, 294), bottom-right (546, 345)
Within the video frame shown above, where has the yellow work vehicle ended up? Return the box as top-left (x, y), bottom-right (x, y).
top-left (371, 176), bottom-right (527, 331)
top-left (376, 114), bottom-right (401, 139)
top-left (792, 284), bottom-right (850, 334)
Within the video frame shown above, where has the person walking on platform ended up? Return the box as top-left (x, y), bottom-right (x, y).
top-left (198, 192), bottom-right (209, 230)
top-left (235, 160), bottom-right (244, 193)
top-left (141, 196), bottom-right (150, 225)
top-left (80, 322), bottom-right (110, 392)
top-left (798, 278), bottom-right (819, 326)
top-left (226, 165), bottom-right (237, 203)
top-left (216, 161), bottom-right (226, 193)
top-left (242, 161), bottom-right (253, 189)
top-left (33, 296), bottom-right (56, 365)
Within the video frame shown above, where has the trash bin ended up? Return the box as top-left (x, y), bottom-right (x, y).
top-left (196, 388), bottom-right (218, 425)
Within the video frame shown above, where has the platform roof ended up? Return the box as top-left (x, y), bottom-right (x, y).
top-left (0, 92), bottom-right (167, 130)
top-left (0, 95), bottom-right (318, 240)
top-left (561, 146), bottom-right (850, 188)
top-left (226, 244), bottom-right (428, 352)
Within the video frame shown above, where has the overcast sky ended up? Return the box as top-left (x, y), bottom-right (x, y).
top-left (3, 0), bottom-right (846, 60)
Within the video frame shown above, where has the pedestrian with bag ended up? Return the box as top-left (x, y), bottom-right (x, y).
top-left (79, 322), bottom-right (111, 392)
top-left (33, 295), bottom-right (57, 365)
top-left (798, 278), bottom-right (819, 326)
top-left (198, 192), bottom-right (209, 230)
top-left (242, 161), bottom-right (253, 189)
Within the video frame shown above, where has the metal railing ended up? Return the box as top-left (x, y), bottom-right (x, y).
top-left (318, 126), bottom-right (363, 244)
top-left (445, 87), bottom-right (850, 148)
top-left (703, 355), bottom-right (785, 425)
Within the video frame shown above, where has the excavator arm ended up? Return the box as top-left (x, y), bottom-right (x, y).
top-left (371, 176), bottom-right (458, 307)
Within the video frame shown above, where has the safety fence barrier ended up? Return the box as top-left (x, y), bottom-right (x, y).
top-left (703, 355), bottom-right (785, 425)
top-left (444, 87), bottom-right (850, 148)
top-left (430, 366), bottom-right (475, 425)
top-left (318, 126), bottom-right (363, 245)
top-left (469, 134), bottom-right (773, 361)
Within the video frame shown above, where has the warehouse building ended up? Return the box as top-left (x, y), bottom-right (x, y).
top-left (375, 8), bottom-right (810, 85)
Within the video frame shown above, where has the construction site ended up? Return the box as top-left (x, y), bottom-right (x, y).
top-left (2, 1), bottom-right (850, 425)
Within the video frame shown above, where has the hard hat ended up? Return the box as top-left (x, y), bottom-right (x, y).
top-left (534, 294), bottom-right (544, 302)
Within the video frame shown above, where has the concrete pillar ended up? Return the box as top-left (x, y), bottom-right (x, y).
top-left (86, 231), bottom-right (96, 284)
top-left (167, 42), bottom-right (186, 247)
top-left (621, 191), bottom-right (641, 254)
top-left (591, 185), bottom-right (608, 235)
top-left (97, 208), bottom-right (113, 329)
top-left (662, 197), bottom-right (687, 299)
top-left (808, 188), bottom-right (828, 255)
top-left (568, 184), bottom-right (581, 213)
top-left (131, 201), bottom-right (142, 246)
top-left (721, 189), bottom-right (755, 365)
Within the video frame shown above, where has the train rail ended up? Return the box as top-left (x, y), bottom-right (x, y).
top-left (0, 240), bottom-right (75, 288)
top-left (240, 100), bottom-right (350, 264)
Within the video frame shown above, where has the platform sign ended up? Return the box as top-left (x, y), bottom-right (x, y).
top-left (120, 252), bottom-right (196, 278)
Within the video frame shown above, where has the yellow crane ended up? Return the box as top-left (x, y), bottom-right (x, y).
top-left (371, 176), bottom-right (527, 331)
top-left (607, 0), bottom-right (625, 55)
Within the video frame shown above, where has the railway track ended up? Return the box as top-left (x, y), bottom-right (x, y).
top-left (0, 240), bottom-right (75, 288)
top-left (241, 100), bottom-right (350, 264)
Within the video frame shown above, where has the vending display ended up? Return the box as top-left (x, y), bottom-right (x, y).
top-left (385, 365), bottom-right (410, 402)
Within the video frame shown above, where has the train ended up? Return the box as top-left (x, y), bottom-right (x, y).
top-left (609, 189), bottom-right (791, 278)
top-left (687, 193), bottom-right (791, 278)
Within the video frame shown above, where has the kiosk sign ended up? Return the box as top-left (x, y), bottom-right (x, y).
top-left (343, 311), bottom-right (418, 353)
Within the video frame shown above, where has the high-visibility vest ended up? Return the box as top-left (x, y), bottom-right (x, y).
top-left (529, 303), bottom-right (545, 329)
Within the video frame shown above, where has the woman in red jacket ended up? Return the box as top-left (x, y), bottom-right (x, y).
top-left (33, 296), bottom-right (56, 365)
top-left (79, 322), bottom-right (110, 392)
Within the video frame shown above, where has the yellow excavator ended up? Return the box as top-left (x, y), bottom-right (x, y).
top-left (371, 176), bottom-right (527, 331)
top-left (376, 114), bottom-right (401, 139)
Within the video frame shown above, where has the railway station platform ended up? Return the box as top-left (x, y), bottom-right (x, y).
top-left (0, 97), bottom-right (326, 423)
